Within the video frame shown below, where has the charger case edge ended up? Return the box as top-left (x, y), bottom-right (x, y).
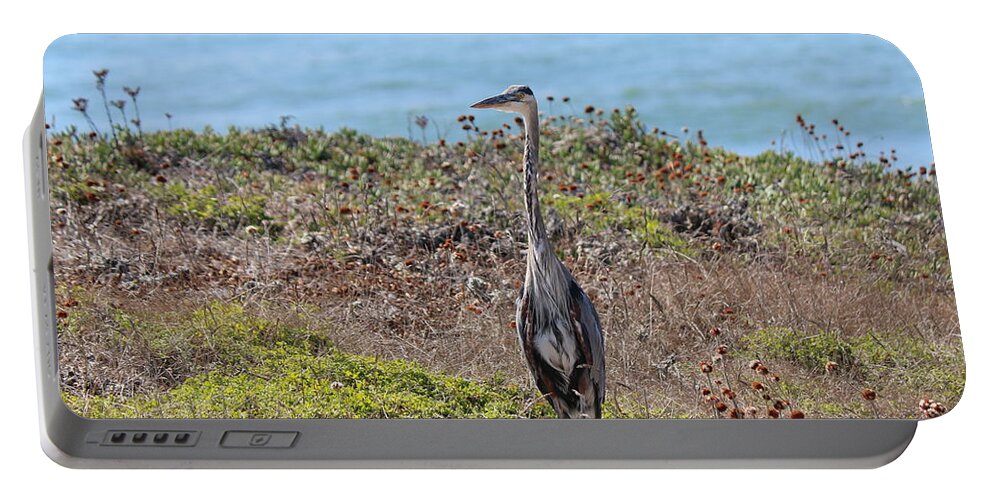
top-left (26, 96), bottom-right (918, 468)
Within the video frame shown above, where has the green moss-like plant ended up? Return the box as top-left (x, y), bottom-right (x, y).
top-left (743, 327), bottom-right (856, 371)
top-left (154, 182), bottom-right (275, 234)
top-left (64, 344), bottom-right (553, 419)
top-left (61, 301), bottom-right (555, 419)
top-left (547, 191), bottom-right (693, 255)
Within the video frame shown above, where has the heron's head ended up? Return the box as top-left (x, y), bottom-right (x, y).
top-left (470, 85), bottom-right (535, 114)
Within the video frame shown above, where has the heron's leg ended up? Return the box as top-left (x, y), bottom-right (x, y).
top-left (570, 365), bottom-right (599, 419)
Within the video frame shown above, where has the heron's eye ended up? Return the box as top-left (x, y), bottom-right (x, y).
top-left (516, 92), bottom-right (525, 100)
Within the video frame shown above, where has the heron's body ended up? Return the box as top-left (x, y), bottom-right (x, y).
top-left (472, 85), bottom-right (606, 418)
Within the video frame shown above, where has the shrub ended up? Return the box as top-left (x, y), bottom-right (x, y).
top-left (156, 182), bottom-right (276, 234)
top-left (743, 327), bottom-right (856, 372)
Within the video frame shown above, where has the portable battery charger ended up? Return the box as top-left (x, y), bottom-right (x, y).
top-left (26, 34), bottom-right (963, 467)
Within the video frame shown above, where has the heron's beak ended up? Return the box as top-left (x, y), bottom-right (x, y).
top-left (470, 93), bottom-right (513, 109)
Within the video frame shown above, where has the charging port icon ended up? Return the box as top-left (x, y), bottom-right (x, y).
top-left (220, 431), bottom-right (298, 448)
top-left (249, 434), bottom-right (272, 446)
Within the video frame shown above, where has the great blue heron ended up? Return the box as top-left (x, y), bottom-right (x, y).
top-left (471, 85), bottom-right (606, 418)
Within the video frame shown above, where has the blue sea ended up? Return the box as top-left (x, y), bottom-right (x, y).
top-left (44, 34), bottom-right (934, 167)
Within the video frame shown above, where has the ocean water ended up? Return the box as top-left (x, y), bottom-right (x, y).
top-left (44, 34), bottom-right (934, 167)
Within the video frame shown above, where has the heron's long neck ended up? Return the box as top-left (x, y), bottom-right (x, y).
top-left (521, 104), bottom-right (568, 313)
top-left (522, 106), bottom-right (549, 249)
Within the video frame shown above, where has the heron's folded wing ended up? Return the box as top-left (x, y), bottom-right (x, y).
top-left (569, 281), bottom-right (607, 400)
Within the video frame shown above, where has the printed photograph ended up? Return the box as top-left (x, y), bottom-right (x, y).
top-left (44, 34), bottom-right (963, 419)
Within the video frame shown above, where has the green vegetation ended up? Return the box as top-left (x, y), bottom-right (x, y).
top-left (155, 183), bottom-right (277, 235)
top-left (67, 346), bottom-right (547, 419)
top-left (851, 331), bottom-right (966, 403)
top-left (743, 327), bottom-right (857, 372)
top-left (63, 302), bottom-right (551, 419)
top-left (546, 191), bottom-right (693, 254)
top-left (741, 326), bottom-right (965, 415)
